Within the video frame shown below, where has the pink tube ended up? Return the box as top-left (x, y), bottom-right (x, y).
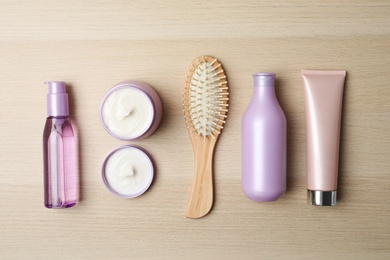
top-left (302, 70), bottom-right (346, 206)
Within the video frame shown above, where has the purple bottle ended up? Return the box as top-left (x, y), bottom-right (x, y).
top-left (242, 73), bottom-right (286, 202)
top-left (43, 82), bottom-right (77, 208)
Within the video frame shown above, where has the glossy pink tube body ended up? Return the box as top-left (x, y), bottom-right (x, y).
top-left (302, 70), bottom-right (346, 204)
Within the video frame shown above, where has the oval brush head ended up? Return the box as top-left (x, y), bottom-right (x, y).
top-left (183, 55), bottom-right (229, 218)
top-left (183, 55), bottom-right (229, 141)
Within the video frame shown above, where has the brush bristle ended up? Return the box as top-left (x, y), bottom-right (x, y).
top-left (183, 56), bottom-right (229, 138)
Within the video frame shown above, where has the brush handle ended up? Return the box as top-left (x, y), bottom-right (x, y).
top-left (185, 137), bottom-right (216, 219)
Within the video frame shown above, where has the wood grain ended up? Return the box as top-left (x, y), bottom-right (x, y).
top-left (185, 134), bottom-right (216, 219)
top-left (0, 0), bottom-right (389, 259)
top-left (184, 55), bottom-right (228, 219)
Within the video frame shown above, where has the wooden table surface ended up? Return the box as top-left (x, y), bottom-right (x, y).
top-left (1, 1), bottom-right (389, 259)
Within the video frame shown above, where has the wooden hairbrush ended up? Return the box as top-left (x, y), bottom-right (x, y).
top-left (183, 55), bottom-right (229, 218)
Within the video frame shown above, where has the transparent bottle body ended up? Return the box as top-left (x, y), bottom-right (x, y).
top-left (43, 116), bottom-right (77, 208)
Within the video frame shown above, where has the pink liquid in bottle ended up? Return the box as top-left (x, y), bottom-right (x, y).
top-left (43, 82), bottom-right (77, 208)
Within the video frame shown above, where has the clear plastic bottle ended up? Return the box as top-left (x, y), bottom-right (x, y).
top-left (242, 73), bottom-right (286, 202)
top-left (43, 82), bottom-right (77, 208)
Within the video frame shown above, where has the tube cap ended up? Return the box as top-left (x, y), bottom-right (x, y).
top-left (45, 81), bottom-right (69, 117)
top-left (307, 190), bottom-right (337, 206)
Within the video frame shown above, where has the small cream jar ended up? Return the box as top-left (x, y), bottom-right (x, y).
top-left (100, 81), bottom-right (162, 140)
top-left (102, 145), bottom-right (154, 198)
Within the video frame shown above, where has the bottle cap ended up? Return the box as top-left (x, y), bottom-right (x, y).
top-left (253, 72), bottom-right (275, 87)
top-left (45, 81), bottom-right (69, 117)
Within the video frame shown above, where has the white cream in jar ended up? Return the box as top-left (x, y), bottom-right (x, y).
top-left (102, 146), bottom-right (154, 198)
top-left (100, 81), bottom-right (162, 140)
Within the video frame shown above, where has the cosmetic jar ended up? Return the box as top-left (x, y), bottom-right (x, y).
top-left (102, 145), bottom-right (154, 198)
top-left (100, 81), bottom-right (162, 140)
